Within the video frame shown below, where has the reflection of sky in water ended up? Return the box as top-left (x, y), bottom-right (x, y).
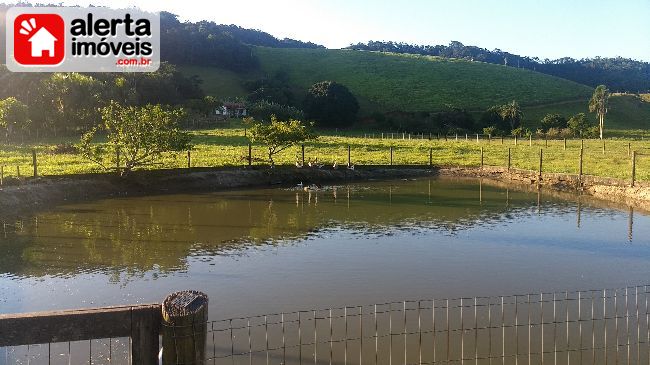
top-left (1, 178), bottom-right (649, 317)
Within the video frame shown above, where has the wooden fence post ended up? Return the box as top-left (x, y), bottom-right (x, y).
top-left (0, 165), bottom-right (3, 185)
top-left (579, 148), bottom-right (584, 184)
top-left (16, 166), bottom-right (20, 178)
top-left (581, 139), bottom-right (584, 149)
top-left (514, 135), bottom-right (517, 146)
top-left (131, 305), bottom-right (161, 365)
top-left (347, 145), bottom-right (351, 166)
top-left (301, 144), bottom-right (305, 166)
top-left (116, 148), bottom-right (121, 176)
top-left (390, 146), bottom-right (393, 165)
top-left (564, 138), bottom-right (567, 151)
top-left (500, 137), bottom-right (503, 145)
top-left (161, 291), bottom-right (209, 365)
top-left (529, 135), bottom-right (532, 147)
top-left (539, 149), bottom-right (543, 180)
top-left (429, 148), bottom-right (432, 166)
top-left (480, 147), bottom-right (484, 168)
top-left (187, 150), bottom-right (191, 169)
top-left (632, 151), bottom-right (637, 187)
top-left (248, 144), bottom-right (252, 167)
top-left (32, 149), bottom-right (37, 178)
top-left (602, 141), bottom-right (605, 154)
top-left (508, 148), bottom-right (511, 171)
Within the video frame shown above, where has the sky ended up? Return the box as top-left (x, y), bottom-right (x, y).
top-left (21, 0), bottom-right (650, 61)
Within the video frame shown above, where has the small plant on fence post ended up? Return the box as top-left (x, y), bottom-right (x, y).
top-left (631, 151), bottom-right (637, 187)
top-left (161, 290), bottom-right (209, 365)
top-left (32, 149), bottom-right (37, 178)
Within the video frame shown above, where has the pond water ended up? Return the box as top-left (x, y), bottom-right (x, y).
top-left (1, 177), bottom-right (650, 320)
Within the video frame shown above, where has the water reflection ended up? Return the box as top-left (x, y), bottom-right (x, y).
top-left (2, 177), bottom-right (650, 316)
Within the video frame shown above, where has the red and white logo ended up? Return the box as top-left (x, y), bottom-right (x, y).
top-left (13, 13), bottom-right (65, 66)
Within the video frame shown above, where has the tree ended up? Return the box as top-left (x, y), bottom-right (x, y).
top-left (245, 115), bottom-right (316, 166)
top-left (540, 113), bottom-right (567, 131)
top-left (567, 113), bottom-right (596, 138)
top-left (303, 81), bottom-right (359, 127)
top-left (79, 101), bottom-right (192, 174)
top-left (0, 97), bottom-right (30, 140)
top-left (498, 100), bottom-right (523, 130)
top-left (589, 85), bottom-right (609, 139)
top-left (248, 101), bottom-right (304, 122)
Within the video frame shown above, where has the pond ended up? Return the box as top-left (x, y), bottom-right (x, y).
top-left (1, 177), bottom-right (649, 320)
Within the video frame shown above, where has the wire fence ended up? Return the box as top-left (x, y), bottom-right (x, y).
top-left (2, 285), bottom-right (650, 364)
top-left (206, 285), bottom-right (650, 365)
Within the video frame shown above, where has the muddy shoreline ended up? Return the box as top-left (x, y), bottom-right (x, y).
top-left (1, 165), bottom-right (649, 219)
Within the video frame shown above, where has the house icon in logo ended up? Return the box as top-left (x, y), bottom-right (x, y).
top-left (29, 27), bottom-right (58, 57)
top-left (12, 13), bottom-right (65, 66)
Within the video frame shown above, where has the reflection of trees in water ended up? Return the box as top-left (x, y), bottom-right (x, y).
top-left (0, 179), bottom-right (584, 279)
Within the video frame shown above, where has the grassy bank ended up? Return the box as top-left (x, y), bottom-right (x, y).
top-left (1, 125), bottom-right (649, 182)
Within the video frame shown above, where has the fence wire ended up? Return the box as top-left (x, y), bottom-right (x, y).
top-left (1, 337), bottom-right (131, 365)
top-left (206, 285), bottom-right (650, 365)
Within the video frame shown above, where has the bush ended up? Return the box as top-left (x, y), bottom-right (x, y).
top-left (248, 101), bottom-right (304, 122)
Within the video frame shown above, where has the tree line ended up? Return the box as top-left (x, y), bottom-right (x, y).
top-left (348, 41), bottom-right (650, 93)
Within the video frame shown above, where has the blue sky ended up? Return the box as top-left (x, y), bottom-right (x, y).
top-left (32, 0), bottom-right (650, 61)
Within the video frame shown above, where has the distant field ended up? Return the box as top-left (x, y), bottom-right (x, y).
top-left (181, 48), bottom-right (593, 113)
top-left (2, 125), bottom-right (649, 182)
top-left (521, 94), bottom-right (650, 135)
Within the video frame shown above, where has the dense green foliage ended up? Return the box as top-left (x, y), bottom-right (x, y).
top-left (248, 101), bottom-right (305, 122)
top-left (349, 41), bottom-right (650, 92)
top-left (79, 102), bottom-right (192, 173)
top-left (303, 81), bottom-right (359, 127)
top-left (540, 114), bottom-right (568, 131)
top-left (245, 116), bottom-right (316, 164)
top-left (0, 97), bottom-right (29, 139)
top-left (0, 63), bottom-right (203, 138)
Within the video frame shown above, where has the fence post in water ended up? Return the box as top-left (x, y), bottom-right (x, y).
top-left (161, 290), bottom-right (209, 365)
top-left (187, 150), bottom-right (191, 169)
top-left (32, 149), bottom-right (37, 177)
top-left (631, 151), bottom-right (637, 187)
top-left (480, 147), bottom-right (484, 168)
top-left (390, 146), bottom-right (393, 165)
top-left (347, 145), bottom-right (351, 166)
top-left (508, 148), bottom-right (511, 171)
top-left (539, 149), bottom-right (543, 180)
top-left (248, 144), bottom-right (252, 167)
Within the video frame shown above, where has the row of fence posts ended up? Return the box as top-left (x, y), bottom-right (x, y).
top-left (0, 142), bottom-right (642, 187)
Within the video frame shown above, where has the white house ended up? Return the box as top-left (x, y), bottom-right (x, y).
top-left (29, 27), bottom-right (57, 58)
top-left (216, 102), bottom-right (247, 118)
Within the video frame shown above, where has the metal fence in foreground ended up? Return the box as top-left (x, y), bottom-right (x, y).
top-left (2, 285), bottom-right (650, 364)
top-left (206, 285), bottom-right (650, 365)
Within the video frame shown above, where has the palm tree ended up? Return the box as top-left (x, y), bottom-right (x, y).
top-left (498, 100), bottom-right (523, 130)
top-left (589, 85), bottom-right (609, 140)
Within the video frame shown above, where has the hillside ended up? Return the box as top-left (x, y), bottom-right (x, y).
top-left (185, 47), bottom-right (592, 112)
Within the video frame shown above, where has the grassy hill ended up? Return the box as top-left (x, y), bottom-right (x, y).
top-left (181, 47), bottom-right (649, 131)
